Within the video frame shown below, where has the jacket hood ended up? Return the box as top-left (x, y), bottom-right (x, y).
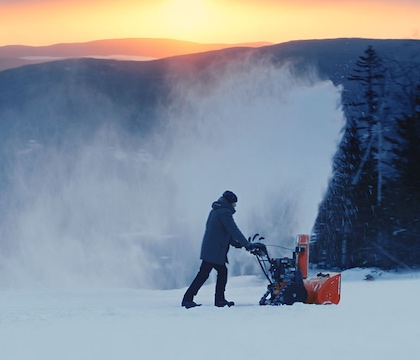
top-left (212, 197), bottom-right (236, 214)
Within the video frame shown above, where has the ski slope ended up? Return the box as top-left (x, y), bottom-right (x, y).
top-left (1, 268), bottom-right (419, 360)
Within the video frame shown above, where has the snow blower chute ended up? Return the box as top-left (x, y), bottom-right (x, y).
top-left (250, 234), bottom-right (341, 305)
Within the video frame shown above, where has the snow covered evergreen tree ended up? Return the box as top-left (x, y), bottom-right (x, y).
top-left (311, 115), bottom-right (362, 268)
top-left (312, 46), bottom-right (396, 269)
top-left (387, 85), bottom-right (420, 266)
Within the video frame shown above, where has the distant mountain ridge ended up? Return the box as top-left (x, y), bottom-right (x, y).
top-left (0, 38), bottom-right (272, 71)
top-left (1, 38), bottom-right (419, 139)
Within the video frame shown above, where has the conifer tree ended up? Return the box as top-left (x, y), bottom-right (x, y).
top-left (345, 45), bottom-right (392, 266)
top-left (388, 85), bottom-right (420, 266)
top-left (311, 115), bottom-right (362, 268)
top-left (312, 46), bottom-right (392, 268)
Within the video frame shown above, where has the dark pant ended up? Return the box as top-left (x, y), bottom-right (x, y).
top-left (183, 261), bottom-right (228, 302)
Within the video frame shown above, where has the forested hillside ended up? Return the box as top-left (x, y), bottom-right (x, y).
top-left (310, 44), bottom-right (420, 270)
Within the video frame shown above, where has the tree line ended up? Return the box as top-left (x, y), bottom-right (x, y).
top-left (311, 45), bottom-right (420, 270)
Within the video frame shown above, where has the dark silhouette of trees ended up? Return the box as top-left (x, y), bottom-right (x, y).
top-left (311, 46), bottom-right (420, 269)
top-left (386, 85), bottom-right (420, 266)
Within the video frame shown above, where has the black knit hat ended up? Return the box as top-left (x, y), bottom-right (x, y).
top-left (222, 190), bottom-right (238, 204)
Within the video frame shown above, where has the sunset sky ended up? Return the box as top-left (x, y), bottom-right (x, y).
top-left (1, 0), bottom-right (419, 46)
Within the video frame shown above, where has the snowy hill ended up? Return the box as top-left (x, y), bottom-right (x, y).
top-left (1, 269), bottom-right (419, 360)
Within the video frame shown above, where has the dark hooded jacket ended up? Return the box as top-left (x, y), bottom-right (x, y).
top-left (200, 197), bottom-right (250, 265)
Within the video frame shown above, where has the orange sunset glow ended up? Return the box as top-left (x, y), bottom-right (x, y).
top-left (1, 0), bottom-right (420, 46)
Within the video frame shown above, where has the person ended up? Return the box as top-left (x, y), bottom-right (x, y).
top-left (182, 190), bottom-right (253, 309)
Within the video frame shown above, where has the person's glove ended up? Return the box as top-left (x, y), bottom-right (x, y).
top-left (247, 242), bottom-right (267, 256)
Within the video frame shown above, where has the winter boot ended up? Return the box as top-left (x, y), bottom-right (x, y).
top-left (182, 300), bottom-right (202, 309)
top-left (182, 294), bottom-right (202, 309)
top-left (214, 296), bottom-right (235, 307)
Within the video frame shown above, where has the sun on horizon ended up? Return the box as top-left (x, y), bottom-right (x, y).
top-left (1, 0), bottom-right (419, 47)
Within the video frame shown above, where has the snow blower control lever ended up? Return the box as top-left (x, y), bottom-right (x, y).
top-left (249, 234), bottom-right (342, 306)
top-left (248, 234), bottom-right (267, 257)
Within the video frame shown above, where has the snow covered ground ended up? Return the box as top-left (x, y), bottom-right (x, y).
top-left (1, 268), bottom-right (419, 360)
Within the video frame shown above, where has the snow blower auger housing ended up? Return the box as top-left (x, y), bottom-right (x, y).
top-left (250, 234), bottom-right (341, 306)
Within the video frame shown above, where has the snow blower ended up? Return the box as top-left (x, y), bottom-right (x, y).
top-left (249, 234), bottom-right (341, 305)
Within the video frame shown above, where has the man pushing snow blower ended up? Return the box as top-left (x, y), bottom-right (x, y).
top-left (181, 190), bottom-right (341, 309)
top-left (181, 190), bottom-right (262, 309)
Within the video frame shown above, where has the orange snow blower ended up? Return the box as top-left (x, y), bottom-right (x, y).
top-left (249, 234), bottom-right (341, 305)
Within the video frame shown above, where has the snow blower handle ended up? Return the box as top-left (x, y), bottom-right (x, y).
top-left (248, 242), bottom-right (267, 256)
top-left (247, 234), bottom-right (267, 256)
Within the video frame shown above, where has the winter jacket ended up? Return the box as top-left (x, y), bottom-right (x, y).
top-left (200, 197), bottom-right (250, 265)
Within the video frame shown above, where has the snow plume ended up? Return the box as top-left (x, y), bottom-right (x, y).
top-left (0, 57), bottom-right (344, 290)
top-left (157, 57), bottom-right (345, 274)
